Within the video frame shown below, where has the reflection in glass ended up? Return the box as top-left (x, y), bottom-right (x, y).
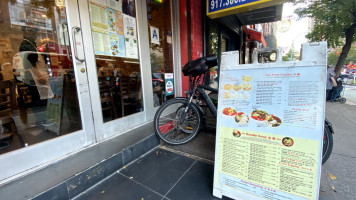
top-left (147, 0), bottom-right (174, 107)
top-left (0, 0), bottom-right (82, 155)
top-left (88, 0), bottom-right (143, 122)
top-left (207, 20), bottom-right (219, 89)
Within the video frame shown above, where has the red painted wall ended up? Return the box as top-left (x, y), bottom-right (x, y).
top-left (190, 0), bottom-right (203, 60)
top-left (179, 0), bottom-right (189, 96)
top-left (179, 0), bottom-right (203, 96)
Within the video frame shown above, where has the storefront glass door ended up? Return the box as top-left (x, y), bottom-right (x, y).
top-left (0, 0), bottom-right (178, 180)
top-left (146, 0), bottom-right (175, 107)
top-left (77, 0), bottom-right (151, 140)
top-left (0, 0), bottom-right (95, 181)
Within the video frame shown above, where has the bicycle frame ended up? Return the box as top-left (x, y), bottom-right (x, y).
top-left (183, 71), bottom-right (218, 122)
top-left (154, 53), bottom-right (333, 164)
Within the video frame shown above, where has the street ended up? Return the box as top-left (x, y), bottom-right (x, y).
top-left (320, 84), bottom-right (356, 200)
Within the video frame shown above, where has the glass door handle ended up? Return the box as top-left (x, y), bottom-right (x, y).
top-left (71, 26), bottom-right (85, 63)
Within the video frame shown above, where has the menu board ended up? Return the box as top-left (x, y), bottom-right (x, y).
top-left (92, 29), bottom-right (111, 55)
top-left (115, 12), bottom-right (124, 35)
top-left (46, 74), bottom-right (64, 135)
top-left (89, 2), bottom-right (108, 30)
top-left (107, 0), bottom-right (123, 12)
top-left (89, 0), bottom-right (137, 58)
top-left (109, 33), bottom-right (125, 57)
top-left (214, 64), bottom-right (326, 200)
top-left (107, 8), bottom-right (117, 32)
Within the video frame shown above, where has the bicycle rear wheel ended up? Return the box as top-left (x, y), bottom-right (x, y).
top-left (154, 98), bottom-right (201, 145)
top-left (322, 120), bottom-right (334, 164)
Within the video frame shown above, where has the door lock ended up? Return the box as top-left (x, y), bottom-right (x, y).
top-left (80, 68), bottom-right (86, 73)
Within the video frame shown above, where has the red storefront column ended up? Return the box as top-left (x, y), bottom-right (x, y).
top-left (179, 0), bottom-right (203, 96)
top-left (190, 0), bottom-right (203, 60)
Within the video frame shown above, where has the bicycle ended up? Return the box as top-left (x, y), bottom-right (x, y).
top-left (153, 55), bottom-right (334, 164)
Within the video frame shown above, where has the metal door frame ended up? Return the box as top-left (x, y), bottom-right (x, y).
top-left (0, 0), bottom-right (96, 182)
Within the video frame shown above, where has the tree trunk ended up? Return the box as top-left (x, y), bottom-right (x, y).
top-left (334, 24), bottom-right (356, 77)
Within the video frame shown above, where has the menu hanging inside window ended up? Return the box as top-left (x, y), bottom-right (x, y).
top-left (89, 2), bottom-right (108, 30)
top-left (106, 0), bottom-right (123, 12)
top-left (92, 28), bottom-right (110, 55)
top-left (109, 33), bottom-right (125, 57)
top-left (123, 14), bottom-right (138, 58)
top-left (89, 0), bottom-right (136, 58)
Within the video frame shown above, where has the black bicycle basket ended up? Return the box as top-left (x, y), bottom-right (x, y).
top-left (182, 55), bottom-right (217, 77)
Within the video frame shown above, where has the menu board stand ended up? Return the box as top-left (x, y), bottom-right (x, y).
top-left (45, 73), bottom-right (65, 135)
top-left (213, 42), bottom-right (328, 200)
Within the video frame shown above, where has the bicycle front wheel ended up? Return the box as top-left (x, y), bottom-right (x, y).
top-left (154, 98), bottom-right (201, 145)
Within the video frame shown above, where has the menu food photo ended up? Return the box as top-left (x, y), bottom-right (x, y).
top-left (214, 62), bottom-right (326, 200)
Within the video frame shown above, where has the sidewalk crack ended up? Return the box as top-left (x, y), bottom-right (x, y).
top-left (331, 152), bottom-right (356, 159)
top-left (161, 160), bottom-right (197, 200)
top-left (118, 172), bottom-right (168, 199)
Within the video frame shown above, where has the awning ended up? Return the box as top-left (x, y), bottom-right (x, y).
top-left (217, 4), bottom-right (283, 35)
top-left (243, 27), bottom-right (267, 48)
top-left (243, 27), bottom-right (262, 42)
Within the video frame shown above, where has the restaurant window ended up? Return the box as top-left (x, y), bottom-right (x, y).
top-left (0, 0), bottom-right (82, 154)
top-left (88, 0), bottom-right (143, 122)
top-left (207, 19), bottom-right (219, 89)
top-left (146, 0), bottom-right (174, 107)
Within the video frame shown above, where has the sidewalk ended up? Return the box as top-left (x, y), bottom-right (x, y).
top-left (73, 147), bottom-right (230, 200)
top-left (71, 144), bottom-right (339, 200)
top-left (70, 100), bottom-right (356, 200)
top-left (318, 102), bottom-right (356, 200)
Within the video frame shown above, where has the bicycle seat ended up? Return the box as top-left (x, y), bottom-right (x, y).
top-left (182, 55), bottom-right (218, 77)
top-left (204, 55), bottom-right (218, 68)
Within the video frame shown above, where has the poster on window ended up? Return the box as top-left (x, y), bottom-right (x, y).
top-left (107, 8), bottom-right (116, 32)
top-left (106, 0), bottom-right (122, 12)
top-left (109, 33), bottom-right (125, 57)
top-left (125, 37), bottom-right (138, 59)
top-left (90, 0), bottom-right (106, 6)
top-left (89, 2), bottom-right (108, 30)
top-left (123, 14), bottom-right (137, 39)
top-left (92, 29), bottom-right (111, 56)
top-left (115, 11), bottom-right (124, 35)
top-left (165, 73), bottom-right (174, 96)
top-left (150, 26), bottom-right (160, 45)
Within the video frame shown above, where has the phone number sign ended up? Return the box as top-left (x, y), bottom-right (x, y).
top-left (207, 0), bottom-right (285, 19)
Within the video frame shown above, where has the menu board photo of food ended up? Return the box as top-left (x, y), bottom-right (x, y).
top-left (220, 106), bottom-right (282, 128)
top-left (109, 33), bottom-right (125, 57)
top-left (222, 75), bottom-right (252, 101)
top-left (251, 109), bottom-right (282, 127)
top-left (107, 8), bottom-right (116, 32)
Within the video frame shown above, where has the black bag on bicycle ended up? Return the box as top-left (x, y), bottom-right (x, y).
top-left (182, 55), bottom-right (218, 77)
top-left (182, 57), bottom-right (209, 77)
